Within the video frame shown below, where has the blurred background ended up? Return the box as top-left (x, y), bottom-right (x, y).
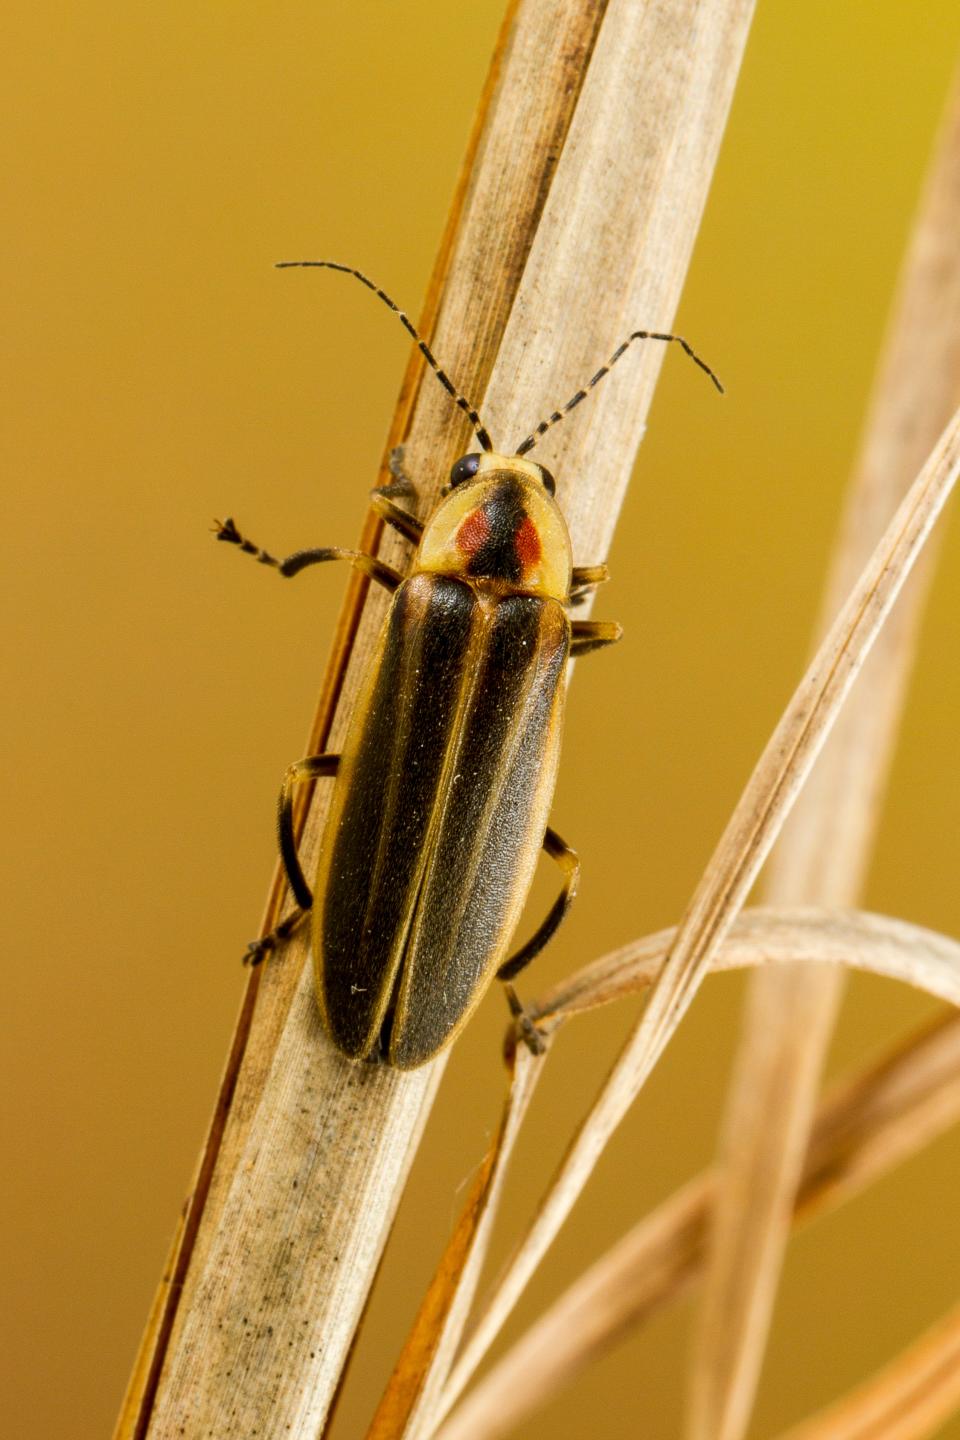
top-left (4, 3), bottom-right (960, 1437)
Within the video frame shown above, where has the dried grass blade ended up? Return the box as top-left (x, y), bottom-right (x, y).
top-left (795, 1008), bottom-right (960, 1217)
top-left (401, 906), bottom-right (960, 1439)
top-left (366, 1047), bottom-right (544, 1440)
top-left (689, 69), bottom-right (960, 1440)
top-left (433, 407), bottom-right (960, 1429)
top-left (112, 1209), bottom-right (188, 1440)
top-left (360, 0), bottom-right (759, 1431)
top-left (130, 2), bottom-right (634, 1433)
top-left (774, 1303), bottom-right (960, 1440)
top-left (433, 1006), bottom-right (960, 1440)
top-left (435, 1180), bottom-right (709, 1440)
top-left (529, 907), bottom-right (960, 1021)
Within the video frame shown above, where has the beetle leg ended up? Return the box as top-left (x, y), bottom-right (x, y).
top-left (370, 490), bottom-right (423, 544)
top-left (277, 753), bottom-right (341, 908)
top-left (569, 563), bottom-right (610, 605)
top-left (497, 827), bottom-right (580, 983)
top-left (504, 984), bottom-right (548, 1057)
top-left (245, 752), bottom-right (341, 967)
top-left (370, 446), bottom-right (424, 543)
top-left (570, 619), bottom-right (623, 656)
top-left (213, 518), bottom-right (403, 591)
top-left (244, 907), bottom-right (310, 967)
top-left (387, 443), bottom-right (413, 489)
top-left (572, 563), bottom-right (609, 586)
top-left (373, 445), bottom-right (417, 504)
top-left (498, 828), bottom-right (579, 1056)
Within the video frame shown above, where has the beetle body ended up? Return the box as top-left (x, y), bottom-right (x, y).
top-left (316, 458), bottom-right (572, 1066)
top-left (219, 260), bottom-right (720, 1066)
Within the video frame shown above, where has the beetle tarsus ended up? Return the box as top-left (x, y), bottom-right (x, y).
top-left (213, 516), bottom-right (282, 568)
top-left (243, 906), bottom-right (310, 967)
top-left (369, 445), bottom-right (423, 542)
top-left (212, 515), bottom-right (239, 542)
top-left (387, 444), bottom-right (414, 491)
top-left (570, 619), bottom-right (623, 656)
top-left (244, 936), bottom-right (273, 967)
top-left (503, 983), bottom-right (548, 1059)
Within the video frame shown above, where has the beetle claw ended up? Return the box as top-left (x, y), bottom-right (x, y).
top-left (242, 907), bottom-right (310, 969)
top-left (213, 516), bottom-right (241, 543)
top-left (243, 936), bottom-right (273, 967)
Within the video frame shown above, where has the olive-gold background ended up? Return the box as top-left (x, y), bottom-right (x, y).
top-left (5, 4), bottom-right (960, 1437)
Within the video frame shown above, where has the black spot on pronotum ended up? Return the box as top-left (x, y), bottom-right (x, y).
top-left (465, 479), bottom-right (527, 584)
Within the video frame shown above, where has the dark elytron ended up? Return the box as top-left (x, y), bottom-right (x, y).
top-left (319, 573), bottom-right (568, 1066)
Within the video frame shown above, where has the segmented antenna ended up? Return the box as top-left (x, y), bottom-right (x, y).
top-left (276, 260), bottom-right (493, 453)
top-left (514, 329), bottom-right (724, 457)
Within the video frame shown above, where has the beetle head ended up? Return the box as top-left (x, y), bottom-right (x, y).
top-left (417, 451), bottom-right (572, 600)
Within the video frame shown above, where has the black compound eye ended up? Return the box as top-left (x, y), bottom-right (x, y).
top-left (538, 465), bottom-right (556, 495)
top-left (449, 452), bottom-right (482, 487)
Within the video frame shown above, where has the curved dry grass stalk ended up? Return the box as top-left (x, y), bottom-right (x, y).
top-left (430, 406), bottom-right (960, 1432)
top-left (373, 906), bottom-right (960, 1435)
top-left (774, 1303), bottom-right (960, 1440)
top-left (689, 67), bottom-right (960, 1440)
top-left (430, 999), bottom-right (960, 1440)
top-left (530, 906), bottom-right (960, 1019)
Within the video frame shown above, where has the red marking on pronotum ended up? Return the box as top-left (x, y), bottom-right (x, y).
top-left (456, 507), bottom-right (491, 557)
top-left (515, 515), bottom-right (542, 571)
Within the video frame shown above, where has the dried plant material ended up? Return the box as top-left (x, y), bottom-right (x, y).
top-left (794, 1009), bottom-right (960, 1216)
top-left (367, 1046), bottom-right (543, 1440)
top-left (112, 1210), bottom-right (187, 1440)
top-left (126, 2), bottom-right (759, 1435)
top-left (434, 406), bottom-right (960, 1429)
top-left (435, 1179), bottom-right (711, 1440)
top-left (155, 1036), bottom-right (448, 1440)
top-left (432, 1006), bottom-right (960, 1440)
top-left (381, 906), bottom-right (960, 1440)
top-left (689, 69), bottom-right (960, 1440)
top-left (774, 1303), bottom-right (960, 1440)
top-left (530, 907), bottom-right (960, 1021)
